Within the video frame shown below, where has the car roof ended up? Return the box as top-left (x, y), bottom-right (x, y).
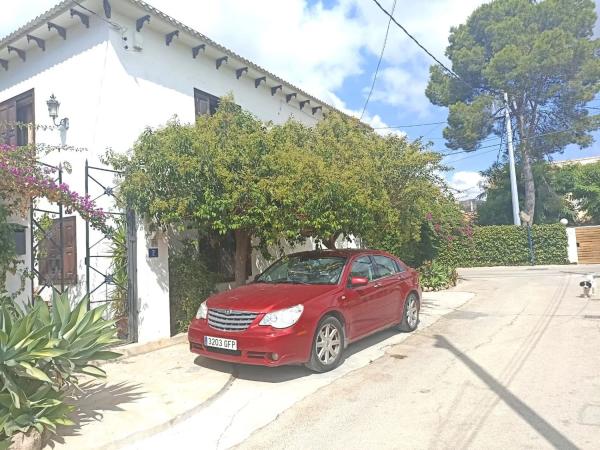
top-left (287, 249), bottom-right (393, 259)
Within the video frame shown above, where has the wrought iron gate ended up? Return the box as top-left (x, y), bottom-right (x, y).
top-left (29, 162), bottom-right (65, 301)
top-left (84, 160), bottom-right (137, 343)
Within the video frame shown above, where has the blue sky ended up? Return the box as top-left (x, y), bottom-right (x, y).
top-left (1, 0), bottom-right (599, 198)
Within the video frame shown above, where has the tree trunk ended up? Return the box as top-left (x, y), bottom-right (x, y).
top-left (520, 147), bottom-right (536, 225)
top-left (233, 229), bottom-right (250, 286)
top-left (516, 111), bottom-right (536, 224)
top-left (323, 233), bottom-right (340, 249)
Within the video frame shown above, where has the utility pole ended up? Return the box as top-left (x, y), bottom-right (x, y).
top-left (504, 92), bottom-right (521, 226)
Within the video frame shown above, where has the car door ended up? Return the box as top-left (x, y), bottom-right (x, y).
top-left (372, 255), bottom-right (408, 325)
top-left (342, 255), bottom-right (387, 339)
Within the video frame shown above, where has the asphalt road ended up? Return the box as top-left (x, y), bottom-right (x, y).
top-left (238, 265), bottom-right (600, 450)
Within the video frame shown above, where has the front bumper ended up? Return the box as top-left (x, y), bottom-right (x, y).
top-left (188, 318), bottom-right (313, 367)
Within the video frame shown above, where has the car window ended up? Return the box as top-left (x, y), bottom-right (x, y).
top-left (372, 255), bottom-right (398, 279)
top-left (394, 260), bottom-right (405, 273)
top-left (349, 256), bottom-right (375, 282)
top-left (257, 256), bottom-right (346, 285)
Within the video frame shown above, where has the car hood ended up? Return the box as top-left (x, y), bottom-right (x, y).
top-left (206, 283), bottom-right (340, 313)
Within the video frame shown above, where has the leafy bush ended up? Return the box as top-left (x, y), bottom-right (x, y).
top-left (0, 293), bottom-right (120, 445)
top-left (108, 220), bottom-right (128, 339)
top-left (438, 224), bottom-right (568, 267)
top-left (418, 260), bottom-right (458, 291)
top-left (169, 240), bottom-right (217, 334)
top-left (0, 204), bottom-right (17, 289)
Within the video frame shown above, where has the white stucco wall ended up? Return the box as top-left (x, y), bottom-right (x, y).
top-left (566, 227), bottom-right (578, 264)
top-left (0, 6), bottom-right (322, 340)
top-left (136, 223), bottom-right (170, 343)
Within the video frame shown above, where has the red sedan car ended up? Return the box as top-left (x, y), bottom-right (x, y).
top-left (188, 249), bottom-right (421, 372)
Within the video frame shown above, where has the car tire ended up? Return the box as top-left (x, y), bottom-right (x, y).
top-left (306, 316), bottom-right (344, 373)
top-left (398, 292), bottom-right (420, 332)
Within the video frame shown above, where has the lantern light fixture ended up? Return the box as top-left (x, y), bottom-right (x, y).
top-left (46, 94), bottom-right (69, 129)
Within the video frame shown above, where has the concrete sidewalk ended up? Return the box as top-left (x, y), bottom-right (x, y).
top-left (48, 339), bottom-right (234, 450)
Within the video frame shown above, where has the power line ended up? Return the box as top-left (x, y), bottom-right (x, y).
top-left (444, 147), bottom-right (499, 163)
top-left (439, 140), bottom-right (507, 157)
top-left (360, 0), bottom-right (397, 120)
top-left (438, 124), bottom-right (595, 158)
top-left (442, 123), bottom-right (598, 165)
top-left (374, 121), bottom-right (446, 129)
top-left (370, 0), bottom-right (473, 90)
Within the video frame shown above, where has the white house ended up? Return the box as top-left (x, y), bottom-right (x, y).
top-left (0, 0), bottom-right (345, 343)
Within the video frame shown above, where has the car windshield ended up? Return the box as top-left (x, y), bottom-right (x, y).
top-left (256, 255), bottom-right (347, 285)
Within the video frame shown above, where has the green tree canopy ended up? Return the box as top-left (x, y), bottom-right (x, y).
top-left (476, 161), bottom-right (576, 225)
top-left (109, 97), bottom-right (463, 284)
top-left (553, 160), bottom-right (600, 224)
top-left (477, 159), bottom-right (600, 226)
top-left (426, 0), bottom-right (600, 224)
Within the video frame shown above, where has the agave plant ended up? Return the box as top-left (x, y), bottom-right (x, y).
top-left (0, 293), bottom-right (120, 448)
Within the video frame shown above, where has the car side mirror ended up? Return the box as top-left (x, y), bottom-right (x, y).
top-left (350, 276), bottom-right (369, 287)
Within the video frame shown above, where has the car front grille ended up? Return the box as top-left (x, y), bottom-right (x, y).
top-left (208, 308), bottom-right (258, 332)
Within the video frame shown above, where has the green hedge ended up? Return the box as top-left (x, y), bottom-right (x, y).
top-left (438, 224), bottom-right (568, 267)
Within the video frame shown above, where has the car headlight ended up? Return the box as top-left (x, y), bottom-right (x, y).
top-left (196, 301), bottom-right (208, 320)
top-left (259, 304), bottom-right (304, 329)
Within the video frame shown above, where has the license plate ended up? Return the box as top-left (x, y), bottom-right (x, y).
top-left (204, 336), bottom-right (237, 350)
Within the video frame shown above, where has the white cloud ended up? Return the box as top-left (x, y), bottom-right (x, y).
top-left (134, 0), bottom-right (489, 116)
top-left (148, 0), bottom-right (366, 103)
top-left (446, 170), bottom-right (484, 200)
top-left (1, 0), bottom-right (489, 121)
top-left (0, 1), bottom-right (57, 38)
top-left (369, 66), bottom-right (430, 116)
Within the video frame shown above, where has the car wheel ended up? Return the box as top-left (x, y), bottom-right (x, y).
top-left (398, 292), bottom-right (420, 332)
top-left (306, 316), bottom-right (344, 373)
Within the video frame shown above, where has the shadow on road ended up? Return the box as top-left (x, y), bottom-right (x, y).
top-left (193, 326), bottom-right (404, 384)
top-left (48, 381), bottom-right (145, 447)
top-left (434, 334), bottom-right (578, 450)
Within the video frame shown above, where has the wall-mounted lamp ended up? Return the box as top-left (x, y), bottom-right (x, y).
top-left (46, 94), bottom-right (69, 129)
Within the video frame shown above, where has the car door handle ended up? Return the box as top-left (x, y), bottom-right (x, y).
top-left (373, 283), bottom-right (382, 288)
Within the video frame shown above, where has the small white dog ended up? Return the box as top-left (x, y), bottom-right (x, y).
top-left (580, 273), bottom-right (597, 298)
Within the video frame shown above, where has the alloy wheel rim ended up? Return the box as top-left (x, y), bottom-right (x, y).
top-left (316, 323), bottom-right (341, 365)
top-left (407, 296), bottom-right (418, 327)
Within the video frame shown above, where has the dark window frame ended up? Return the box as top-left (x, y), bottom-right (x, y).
top-left (39, 216), bottom-right (77, 285)
top-left (0, 89), bottom-right (35, 146)
top-left (372, 255), bottom-right (400, 280)
top-left (194, 88), bottom-right (220, 117)
top-left (12, 225), bottom-right (27, 256)
top-left (347, 255), bottom-right (376, 285)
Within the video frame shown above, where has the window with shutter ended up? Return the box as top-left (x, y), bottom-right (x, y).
top-left (194, 88), bottom-right (219, 117)
top-left (0, 89), bottom-right (34, 146)
top-left (39, 216), bottom-right (77, 285)
top-left (0, 98), bottom-right (17, 146)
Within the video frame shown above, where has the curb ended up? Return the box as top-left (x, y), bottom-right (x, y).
top-left (111, 333), bottom-right (188, 361)
top-left (98, 366), bottom-right (238, 450)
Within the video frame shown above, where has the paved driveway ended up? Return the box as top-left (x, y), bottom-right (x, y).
top-left (238, 265), bottom-right (600, 450)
